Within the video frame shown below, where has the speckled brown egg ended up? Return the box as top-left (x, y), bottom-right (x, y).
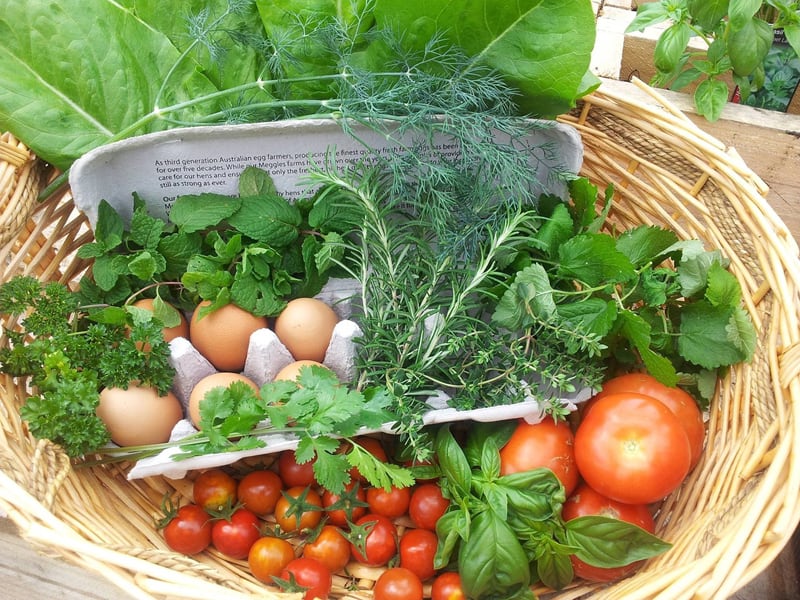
top-left (189, 301), bottom-right (268, 371)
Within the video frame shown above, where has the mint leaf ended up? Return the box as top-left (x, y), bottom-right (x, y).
top-left (169, 194), bottom-right (242, 232)
top-left (676, 249), bottom-right (727, 297)
top-left (128, 250), bottom-right (165, 281)
top-left (616, 225), bottom-right (679, 268)
top-left (492, 263), bottom-right (556, 330)
top-left (227, 195), bottom-right (302, 246)
top-left (557, 298), bottom-right (617, 338)
top-left (238, 166), bottom-right (277, 197)
top-left (705, 262), bottom-right (741, 308)
top-left (616, 310), bottom-right (678, 385)
top-left (534, 202), bottom-right (574, 257)
top-left (678, 301), bottom-right (749, 369)
top-left (94, 200), bottom-right (125, 250)
top-left (557, 233), bottom-right (636, 286)
top-left (129, 201), bottom-right (165, 249)
top-left (727, 306), bottom-right (757, 359)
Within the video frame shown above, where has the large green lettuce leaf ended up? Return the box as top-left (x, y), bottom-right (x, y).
top-left (0, 0), bottom-right (218, 169)
top-left (371, 0), bottom-right (599, 117)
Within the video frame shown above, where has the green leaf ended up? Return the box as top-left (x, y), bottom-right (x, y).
top-left (678, 301), bottom-right (749, 369)
top-left (434, 508), bottom-right (470, 569)
top-left (372, 0), bottom-right (597, 117)
top-left (169, 194), bottom-right (242, 232)
top-left (227, 195), bottom-right (302, 246)
top-left (688, 0), bottom-right (731, 31)
top-left (129, 204), bottom-right (166, 249)
top-left (705, 261), bottom-right (742, 308)
top-left (727, 306), bottom-right (757, 360)
top-left (93, 200), bottom-right (125, 250)
top-left (677, 248), bottom-right (727, 297)
top-left (728, 18), bottom-right (774, 76)
top-left (616, 225), bottom-right (679, 268)
top-left (616, 309), bottom-right (678, 385)
top-left (565, 515), bottom-right (671, 568)
top-left (728, 0), bottom-right (763, 28)
top-left (238, 166), bottom-right (277, 197)
top-left (566, 177), bottom-right (599, 231)
top-left (694, 78), bottom-right (731, 121)
top-left (557, 298), bottom-right (618, 339)
top-left (127, 250), bottom-right (164, 281)
top-left (492, 263), bottom-right (556, 330)
top-left (534, 202), bottom-right (574, 257)
top-left (654, 22), bottom-right (692, 73)
top-left (435, 426), bottom-right (472, 500)
top-left (0, 1), bottom-right (218, 169)
top-left (626, 2), bottom-right (671, 33)
top-left (557, 233), bottom-right (636, 286)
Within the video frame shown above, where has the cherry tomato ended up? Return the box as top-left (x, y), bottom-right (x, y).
top-left (278, 557), bottom-right (333, 600)
top-left (374, 567), bottom-right (424, 600)
top-left (574, 393), bottom-right (691, 504)
top-left (499, 417), bottom-right (579, 495)
top-left (248, 536), bottom-right (296, 583)
top-left (366, 484), bottom-right (411, 519)
top-left (274, 486), bottom-right (323, 533)
top-left (161, 503), bottom-right (212, 555)
top-left (399, 527), bottom-right (438, 581)
top-left (193, 468), bottom-right (237, 512)
top-left (302, 524), bottom-right (351, 573)
top-left (562, 483), bottom-right (655, 582)
top-left (278, 450), bottom-right (317, 488)
top-left (322, 481), bottom-right (368, 528)
top-left (431, 571), bottom-right (465, 600)
top-left (237, 469), bottom-right (283, 516)
top-left (349, 513), bottom-right (398, 566)
top-left (408, 483), bottom-right (450, 531)
top-left (211, 507), bottom-right (261, 559)
top-left (590, 373), bottom-right (705, 470)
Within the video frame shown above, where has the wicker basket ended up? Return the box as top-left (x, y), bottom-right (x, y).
top-left (2, 81), bottom-right (799, 600)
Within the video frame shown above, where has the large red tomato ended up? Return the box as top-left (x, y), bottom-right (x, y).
top-left (590, 373), bottom-right (705, 470)
top-left (499, 417), bottom-right (579, 495)
top-left (211, 507), bottom-right (261, 559)
top-left (574, 393), bottom-right (691, 505)
top-left (399, 528), bottom-right (438, 581)
top-left (562, 483), bottom-right (655, 582)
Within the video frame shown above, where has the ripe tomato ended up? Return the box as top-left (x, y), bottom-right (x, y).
top-left (374, 567), bottom-right (424, 600)
top-left (431, 571), bottom-right (465, 600)
top-left (562, 483), bottom-right (655, 582)
top-left (237, 469), bottom-right (283, 516)
top-left (408, 483), bottom-right (450, 531)
top-left (193, 468), bottom-right (237, 512)
top-left (248, 536), bottom-right (296, 583)
top-left (499, 417), bottom-right (579, 495)
top-left (278, 557), bottom-right (333, 600)
top-left (161, 503), bottom-right (212, 555)
top-left (278, 450), bottom-right (317, 488)
top-left (349, 513), bottom-right (398, 566)
top-left (366, 484), bottom-right (411, 519)
top-left (590, 373), bottom-right (705, 470)
top-left (322, 481), bottom-right (368, 528)
top-left (211, 507), bottom-right (261, 559)
top-left (574, 393), bottom-right (691, 504)
top-left (399, 528), bottom-right (438, 581)
top-left (274, 486), bottom-right (323, 533)
top-left (302, 524), bottom-right (351, 573)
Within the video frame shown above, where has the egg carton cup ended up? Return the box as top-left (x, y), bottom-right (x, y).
top-left (126, 278), bottom-right (591, 480)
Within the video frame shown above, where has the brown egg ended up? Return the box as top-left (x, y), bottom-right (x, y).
top-left (132, 297), bottom-right (189, 342)
top-left (97, 385), bottom-right (183, 447)
top-left (188, 372), bottom-right (260, 428)
top-left (273, 360), bottom-right (333, 383)
top-left (274, 298), bottom-right (339, 362)
top-left (189, 301), bottom-right (268, 371)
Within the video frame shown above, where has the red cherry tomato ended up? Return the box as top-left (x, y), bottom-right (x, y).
top-left (302, 525), bottom-right (351, 574)
top-left (574, 393), bottom-right (692, 504)
top-left (237, 469), bottom-right (283, 516)
top-left (322, 481), bottom-right (367, 528)
top-left (399, 528), bottom-right (439, 581)
top-left (499, 417), bottom-right (579, 495)
top-left (278, 450), bottom-right (317, 488)
top-left (278, 557), bottom-right (333, 600)
top-left (161, 503), bottom-right (212, 555)
top-left (562, 483), bottom-right (655, 582)
top-left (193, 468), bottom-right (237, 512)
top-left (248, 536), bottom-right (296, 583)
top-left (374, 567), bottom-right (424, 600)
top-left (366, 484), bottom-right (411, 519)
top-left (408, 483), bottom-right (450, 531)
top-left (431, 571), bottom-right (466, 600)
top-left (590, 373), bottom-right (705, 470)
top-left (349, 513), bottom-right (398, 567)
top-left (274, 486), bottom-right (324, 533)
top-left (211, 507), bottom-right (261, 559)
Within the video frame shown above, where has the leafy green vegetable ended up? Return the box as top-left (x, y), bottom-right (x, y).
top-left (0, 276), bottom-right (176, 457)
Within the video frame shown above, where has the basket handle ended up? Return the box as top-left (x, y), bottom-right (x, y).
top-left (1, 133), bottom-right (43, 248)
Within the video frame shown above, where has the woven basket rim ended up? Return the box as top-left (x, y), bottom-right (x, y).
top-left (1, 80), bottom-right (800, 600)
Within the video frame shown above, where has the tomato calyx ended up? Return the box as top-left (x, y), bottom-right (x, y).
top-left (323, 481), bottom-right (369, 523)
top-left (272, 570), bottom-right (308, 595)
top-left (202, 495), bottom-right (246, 522)
top-left (343, 516), bottom-right (377, 559)
top-left (276, 486), bottom-right (324, 532)
top-left (155, 493), bottom-right (182, 529)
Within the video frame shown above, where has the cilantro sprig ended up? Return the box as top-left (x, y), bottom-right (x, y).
top-left (174, 364), bottom-right (413, 494)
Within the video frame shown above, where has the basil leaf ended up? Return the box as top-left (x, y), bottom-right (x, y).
top-left (465, 421), bottom-right (516, 468)
top-left (565, 515), bottom-right (671, 568)
top-left (435, 426), bottom-right (472, 500)
top-left (434, 507), bottom-right (470, 569)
